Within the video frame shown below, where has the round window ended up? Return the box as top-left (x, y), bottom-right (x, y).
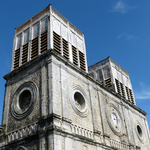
top-left (19, 90), bottom-right (31, 111)
top-left (74, 92), bottom-right (85, 110)
top-left (11, 82), bottom-right (37, 119)
top-left (69, 85), bottom-right (89, 117)
top-left (137, 125), bottom-right (142, 137)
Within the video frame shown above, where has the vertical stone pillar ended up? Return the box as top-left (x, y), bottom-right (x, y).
top-left (2, 84), bottom-right (11, 130)
top-left (145, 119), bottom-right (150, 140)
top-left (39, 133), bottom-right (46, 150)
top-left (48, 60), bottom-right (60, 115)
top-left (41, 65), bottom-right (48, 117)
top-left (128, 110), bottom-right (138, 146)
top-left (60, 66), bottom-right (68, 119)
top-left (97, 146), bottom-right (103, 150)
top-left (98, 91), bottom-right (107, 135)
top-left (88, 84), bottom-right (99, 133)
top-left (54, 134), bottom-right (62, 150)
top-left (142, 118), bottom-right (150, 149)
top-left (48, 131), bottom-right (54, 150)
top-left (48, 61), bottom-right (53, 114)
top-left (65, 137), bottom-right (72, 150)
top-left (122, 106), bottom-right (132, 143)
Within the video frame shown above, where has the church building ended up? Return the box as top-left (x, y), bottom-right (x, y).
top-left (0, 5), bottom-right (150, 150)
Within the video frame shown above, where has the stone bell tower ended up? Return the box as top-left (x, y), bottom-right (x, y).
top-left (0, 5), bottom-right (150, 150)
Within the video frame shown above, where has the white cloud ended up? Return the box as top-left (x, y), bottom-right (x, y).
top-left (112, 1), bottom-right (127, 13)
top-left (112, 0), bottom-right (138, 13)
top-left (117, 33), bottom-right (138, 40)
top-left (134, 82), bottom-right (150, 100)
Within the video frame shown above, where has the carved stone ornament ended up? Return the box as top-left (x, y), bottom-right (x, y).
top-left (11, 82), bottom-right (38, 119)
top-left (106, 103), bottom-right (123, 136)
top-left (69, 85), bottom-right (89, 117)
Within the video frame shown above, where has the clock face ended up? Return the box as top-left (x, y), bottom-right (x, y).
top-left (111, 113), bottom-right (118, 125)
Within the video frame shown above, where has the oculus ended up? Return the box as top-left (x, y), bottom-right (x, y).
top-left (70, 85), bottom-right (89, 117)
top-left (135, 121), bottom-right (144, 143)
top-left (11, 82), bottom-right (37, 119)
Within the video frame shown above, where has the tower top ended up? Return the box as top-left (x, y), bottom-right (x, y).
top-left (11, 5), bottom-right (87, 72)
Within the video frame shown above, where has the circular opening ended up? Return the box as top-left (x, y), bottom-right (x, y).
top-left (137, 125), bottom-right (142, 137)
top-left (74, 92), bottom-right (85, 110)
top-left (19, 90), bottom-right (31, 111)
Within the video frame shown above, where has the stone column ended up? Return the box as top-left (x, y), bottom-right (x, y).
top-left (2, 84), bottom-right (11, 131)
top-left (39, 133), bottom-right (46, 150)
top-left (122, 106), bottom-right (132, 143)
top-left (97, 91), bottom-right (107, 135)
top-left (41, 65), bottom-right (48, 117)
top-left (65, 137), bottom-right (72, 150)
top-left (48, 60), bottom-right (60, 115)
top-left (88, 84), bottom-right (99, 133)
top-left (128, 110), bottom-right (138, 146)
top-left (48, 131), bottom-right (54, 150)
top-left (60, 65), bottom-right (68, 119)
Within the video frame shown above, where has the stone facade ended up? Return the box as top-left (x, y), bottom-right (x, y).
top-left (0, 5), bottom-right (150, 150)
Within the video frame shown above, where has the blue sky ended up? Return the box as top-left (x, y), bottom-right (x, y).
top-left (0, 0), bottom-right (150, 128)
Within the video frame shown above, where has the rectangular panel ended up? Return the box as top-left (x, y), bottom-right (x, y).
top-left (61, 24), bottom-right (67, 40)
top-left (33, 22), bottom-right (39, 39)
top-left (97, 69), bottom-right (103, 82)
top-left (16, 34), bottom-right (22, 49)
top-left (41, 17), bottom-right (48, 33)
top-left (77, 36), bottom-right (83, 52)
top-left (24, 29), bottom-right (29, 44)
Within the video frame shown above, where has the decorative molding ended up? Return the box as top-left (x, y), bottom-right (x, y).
top-left (71, 123), bottom-right (93, 140)
top-left (7, 123), bottom-right (38, 143)
top-left (110, 139), bottom-right (129, 150)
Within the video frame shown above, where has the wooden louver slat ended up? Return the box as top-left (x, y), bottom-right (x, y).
top-left (125, 86), bottom-right (130, 101)
top-left (53, 31), bottom-right (61, 54)
top-left (72, 46), bottom-right (78, 66)
top-left (40, 31), bottom-right (47, 54)
top-left (62, 38), bottom-right (69, 59)
top-left (120, 82), bottom-right (125, 98)
top-left (14, 48), bottom-right (20, 69)
top-left (105, 78), bottom-right (113, 89)
top-left (31, 37), bottom-right (38, 60)
top-left (115, 79), bottom-right (121, 95)
top-left (79, 51), bottom-right (86, 71)
top-left (129, 89), bottom-right (134, 104)
top-left (22, 43), bottom-right (28, 65)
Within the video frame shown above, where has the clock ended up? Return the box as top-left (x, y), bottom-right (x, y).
top-left (106, 103), bottom-right (123, 136)
top-left (111, 113), bottom-right (118, 125)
